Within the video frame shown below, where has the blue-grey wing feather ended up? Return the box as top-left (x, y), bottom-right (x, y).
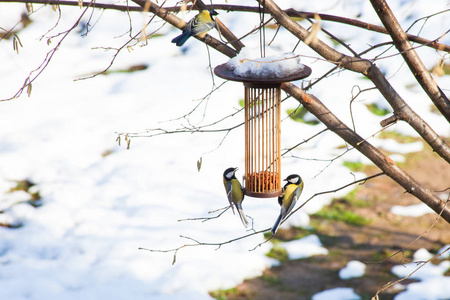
top-left (226, 181), bottom-right (236, 214)
top-left (187, 19), bottom-right (215, 36)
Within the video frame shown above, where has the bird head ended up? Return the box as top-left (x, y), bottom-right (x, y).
top-left (223, 167), bottom-right (238, 180)
top-left (284, 174), bottom-right (302, 185)
top-left (209, 10), bottom-right (219, 19)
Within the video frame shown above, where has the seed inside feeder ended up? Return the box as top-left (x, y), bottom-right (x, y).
top-left (246, 171), bottom-right (279, 193)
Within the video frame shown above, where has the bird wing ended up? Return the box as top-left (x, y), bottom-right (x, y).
top-left (286, 186), bottom-right (301, 215)
top-left (293, 186), bottom-right (301, 201)
top-left (187, 18), bottom-right (215, 36)
top-left (272, 186), bottom-right (301, 235)
top-left (280, 186), bottom-right (300, 219)
top-left (226, 181), bottom-right (236, 214)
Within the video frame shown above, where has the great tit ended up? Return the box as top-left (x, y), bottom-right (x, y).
top-left (271, 174), bottom-right (304, 235)
top-left (223, 167), bottom-right (249, 228)
top-left (171, 10), bottom-right (218, 47)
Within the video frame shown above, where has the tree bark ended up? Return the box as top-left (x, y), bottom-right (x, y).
top-left (366, 65), bottom-right (450, 162)
top-left (257, 0), bottom-right (450, 164)
top-left (370, 0), bottom-right (450, 123)
top-left (131, 0), bottom-right (237, 58)
top-left (190, 0), bottom-right (245, 53)
top-left (2, 0), bottom-right (449, 223)
top-left (282, 82), bottom-right (450, 223)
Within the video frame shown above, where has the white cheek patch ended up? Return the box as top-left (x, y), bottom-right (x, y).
top-left (226, 171), bottom-right (235, 179)
top-left (289, 177), bottom-right (299, 184)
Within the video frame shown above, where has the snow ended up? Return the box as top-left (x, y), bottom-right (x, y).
top-left (312, 287), bottom-right (361, 300)
top-left (413, 248), bottom-right (434, 262)
top-left (388, 154), bottom-right (405, 163)
top-left (393, 278), bottom-right (450, 300)
top-left (392, 260), bottom-right (450, 281)
top-left (0, 0), bottom-right (449, 299)
top-left (437, 245), bottom-right (450, 259)
top-left (281, 234), bottom-right (329, 260)
top-left (339, 260), bottom-right (366, 279)
top-left (227, 47), bottom-right (305, 78)
top-left (392, 248), bottom-right (450, 300)
top-left (391, 203), bottom-right (435, 217)
top-left (371, 139), bottom-right (423, 154)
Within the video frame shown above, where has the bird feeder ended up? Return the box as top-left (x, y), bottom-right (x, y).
top-left (214, 62), bottom-right (311, 198)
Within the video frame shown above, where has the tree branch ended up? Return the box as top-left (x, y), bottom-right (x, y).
top-left (138, 172), bottom-right (386, 262)
top-left (284, 8), bottom-right (450, 53)
top-left (189, 0), bottom-right (244, 52)
top-left (369, 0), bottom-right (450, 122)
top-left (130, 0), bottom-right (237, 58)
top-left (282, 82), bottom-right (450, 224)
top-left (257, 0), bottom-right (450, 164)
top-left (167, 4), bottom-right (450, 53)
top-left (2, 0), bottom-right (449, 52)
top-left (366, 65), bottom-right (450, 164)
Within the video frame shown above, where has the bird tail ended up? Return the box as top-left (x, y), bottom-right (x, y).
top-left (271, 214), bottom-right (283, 235)
top-left (171, 31), bottom-right (191, 46)
top-left (237, 207), bottom-right (249, 228)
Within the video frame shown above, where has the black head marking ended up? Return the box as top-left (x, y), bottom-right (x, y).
top-left (284, 174), bottom-right (301, 185)
top-left (223, 167), bottom-right (238, 180)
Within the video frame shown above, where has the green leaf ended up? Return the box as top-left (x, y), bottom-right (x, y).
top-left (366, 103), bottom-right (390, 116)
top-left (286, 107), bottom-right (319, 125)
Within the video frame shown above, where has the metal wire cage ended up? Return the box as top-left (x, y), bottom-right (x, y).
top-left (214, 63), bottom-right (311, 198)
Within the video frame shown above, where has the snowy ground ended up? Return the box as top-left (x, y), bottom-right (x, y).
top-left (0, 0), bottom-right (449, 299)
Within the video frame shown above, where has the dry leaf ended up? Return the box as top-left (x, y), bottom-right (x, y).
top-left (180, 2), bottom-right (187, 12)
top-left (304, 13), bottom-right (321, 46)
top-left (431, 65), bottom-right (445, 77)
top-left (26, 83), bottom-right (32, 97)
top-left (144, 1), bottom-right (150, 13)
top-left (439, 57), bottom-right (445, 68)
top-left (197, 157), bottom-right (202, 172)
top-left (26, 3), bottom-right (33, 13)
top-left (13, 35), bottom-right (22, 54)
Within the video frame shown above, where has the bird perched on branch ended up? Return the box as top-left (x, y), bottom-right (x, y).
top-left (223, 167), bottom-right (249, 228)
top-left (271, 174), bottom-right (304, 235)
top-left (171, 10), bottom-right (218, 47)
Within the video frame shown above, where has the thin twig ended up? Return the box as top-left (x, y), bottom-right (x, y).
top-left (2, 1), bottom-right (94, 101)
top-left (139, 173), bottom-right (384, 263)
top-left (178, 206), bottom-right (230, 223)
top-left (371, 245), bottom-right (450, 299)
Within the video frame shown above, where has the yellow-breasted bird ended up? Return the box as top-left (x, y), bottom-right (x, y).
top-left (171, 10), bottom-right (218, 47)
top-left (271, 174), bottom-right (304, 235)
top-left (223, 167), bottom-right (249, 228)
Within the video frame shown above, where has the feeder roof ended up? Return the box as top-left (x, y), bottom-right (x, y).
top-left (214, 63), bottom-right (311, 84)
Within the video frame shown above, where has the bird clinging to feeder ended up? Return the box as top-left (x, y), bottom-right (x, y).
top-left (223, 167), bottom-right (249, 228)
top-left (271, 174), bottom-right (304, 234)
top-left (214, 48), bottom-right (311, 199)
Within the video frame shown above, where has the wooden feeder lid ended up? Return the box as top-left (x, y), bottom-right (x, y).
top-left (214, 63), bottom-right (312, 85)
